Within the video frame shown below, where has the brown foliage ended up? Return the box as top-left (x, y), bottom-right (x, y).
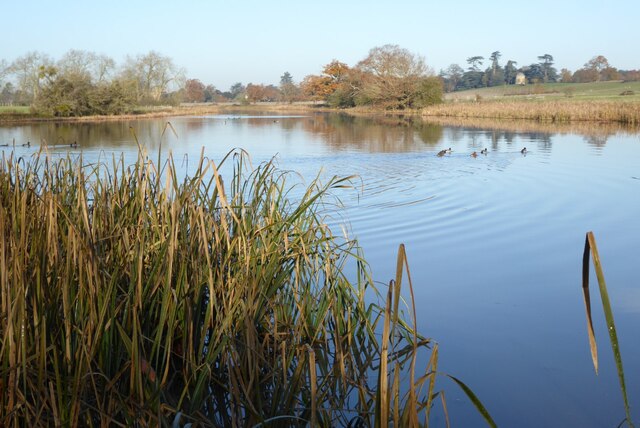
top-left (184, 79), bottom-right (205, 103)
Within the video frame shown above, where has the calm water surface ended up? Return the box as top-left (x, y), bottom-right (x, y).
top-left (2, 113), bottom-right (639, 427)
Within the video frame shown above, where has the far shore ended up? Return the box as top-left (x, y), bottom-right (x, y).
top-left (0, 102), bottom-right (332, 125)
top-left (3, 97), bottom-right (640, 126)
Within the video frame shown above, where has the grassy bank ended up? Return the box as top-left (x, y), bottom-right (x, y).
top-left (0, 149), bottom-right (491, 426)
top-left (445, 81), bottom-right (640, 102)
top-left (424, 81), bottom-right (640, 124)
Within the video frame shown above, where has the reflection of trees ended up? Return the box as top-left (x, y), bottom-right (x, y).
top-left (300, 114), bottom-right (443, 152)
top-left (9, 112), bottom-right (628, 156)
top-left (584, 134), bottom-right (608, 149)
top-left (424, 116), bottom-right (636, 150)
top-left (22, 119), bottom-right (171, 149)
top-left (219, 113), bottom-right (444, 152)
top-left (425, 116), bottom-right (632, 142)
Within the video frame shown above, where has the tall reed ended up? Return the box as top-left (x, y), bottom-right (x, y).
top-left (0, 148), bottom-right (490, 426)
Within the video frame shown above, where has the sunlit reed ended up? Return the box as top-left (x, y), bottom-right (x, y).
top-left (0, 148), bottom-right (493, 426)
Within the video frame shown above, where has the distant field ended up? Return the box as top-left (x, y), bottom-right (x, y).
top-left (445, 81), bottom-right (640, 102)
top-left (0, 105), bottom-right (30, 114)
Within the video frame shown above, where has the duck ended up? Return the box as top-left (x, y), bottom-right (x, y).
top-left (70, 141), bottom-right (78, 148)
top-left (437, 149), bottom-right (447, 157)
top-left (0, 143), bottom-right (8, 147)
top-left (520, 147), bottom-right (527, 154)
top-left (21, 141), bottom-right (31, 147)
top-left (480, 148), bottom-right (488, 155)
top-left (470, 151), bottom-right (478, 158)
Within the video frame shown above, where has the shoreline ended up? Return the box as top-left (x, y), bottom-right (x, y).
top-left (2, 99), bottom-right (640, 126)
top-left (422, 99), bottom-right (640, 125)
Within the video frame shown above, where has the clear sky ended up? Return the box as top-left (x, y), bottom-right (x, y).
top-left (3, 0), bottom-right (639, 90)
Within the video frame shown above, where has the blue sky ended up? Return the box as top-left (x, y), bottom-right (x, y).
top-left (3, 0), bottom-right (638, 90)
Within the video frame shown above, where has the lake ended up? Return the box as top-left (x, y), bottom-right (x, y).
top-left (2, 112), bottom-right (639, 427)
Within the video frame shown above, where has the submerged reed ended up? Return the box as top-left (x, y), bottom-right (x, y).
top-left (0, 148), bottom-right (492, 426)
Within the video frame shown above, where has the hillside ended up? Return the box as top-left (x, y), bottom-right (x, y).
top-left (445, 81), bottom-right (640, 102)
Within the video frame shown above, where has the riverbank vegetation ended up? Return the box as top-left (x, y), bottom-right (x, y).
top-left (0, 46), bottom-right (443, 118)
top-left (422, 100), bottom-right (640, 125)
top-left (3, 47), bottom-right (640, 124)
top-left (445, 80), bottom-right (640, 102)
top-left (0, 148), bottom-right (493, 426)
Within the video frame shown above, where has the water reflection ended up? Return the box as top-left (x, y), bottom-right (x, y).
top-left (215, 112), bottom-right (445, 151)
top-left (425, 116), bottom-right (640, 149)
top-left (3, 113), bottom-right (638, 156)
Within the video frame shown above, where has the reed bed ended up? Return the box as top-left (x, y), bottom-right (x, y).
top-left (422, 100), bottom-right (640, 125)
top-left (0, 148), bottom-right (491, 426)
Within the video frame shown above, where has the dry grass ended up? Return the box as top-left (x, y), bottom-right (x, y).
top-left (422, 100), bottom-right (640, 125)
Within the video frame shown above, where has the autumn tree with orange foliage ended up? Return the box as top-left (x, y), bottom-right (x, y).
top-left (302, 60), bottom-right (350, 102)
top-left (304, 46), bottom-right (443, 109)
top-left (245, 83), bottom-right (279, 102)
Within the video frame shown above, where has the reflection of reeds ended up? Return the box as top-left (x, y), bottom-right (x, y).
top-left (422, 115), bottom-right (639, 138)
top-left (423, 101), bottom-right (640, 125)
top-left (0, 149), bottom-right (491, 426)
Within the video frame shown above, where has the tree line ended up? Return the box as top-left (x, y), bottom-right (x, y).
top-left (439, 52), bottom-right (640, 92)
top-left (0, 50), bottom-right (188, 116)
top-left (0, 45), bottom-right (443, 116)
top-left (3, 47), bottom-right (638, 117)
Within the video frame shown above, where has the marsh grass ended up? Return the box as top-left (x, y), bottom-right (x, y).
top-left (423, 100), bottom-right (640, 125)
top-left (0, 146), bottom-right (492, 426)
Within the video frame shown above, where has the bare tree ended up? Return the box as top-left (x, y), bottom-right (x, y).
top-left (94, 54), bottom-right (116, 83)
top-left (120, 51), bottom-right (183, 102)
top-left (8, 51), bottom-right (53, 103)
top-left (53, 50), bottom-right (116, 86)
top-left (0, 59), bottom-right (8, 82)
top-left (58, 49), bottom-right (96, 81)
top-left (442, 64), bottom-right (464, 92)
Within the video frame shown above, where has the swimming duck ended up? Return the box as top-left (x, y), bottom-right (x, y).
top-left (480, 148), bottom-right (488, 155)
top-left (21, 141), bottom-right (30, 147)
top-left (437, 149), bottom-right (447, 157)
top-left (70, 141), bottom-right (78, 148)
top-left (520, 147), bottom-right (527, 154)
top-left (470, 151), bottom-right (478, 158)
top-left (0, 143), bottom-right (8, 147)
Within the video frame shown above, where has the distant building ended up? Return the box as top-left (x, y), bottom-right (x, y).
top-left (515, 72), bottom-right (527, 85)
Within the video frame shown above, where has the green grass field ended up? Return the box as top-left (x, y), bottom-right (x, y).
top-left (0, 105), bottom-right (31, 115)
top-left (445, 81), bottom-right (640, 102)
top-left (0, 105), bottom-right (30, 113)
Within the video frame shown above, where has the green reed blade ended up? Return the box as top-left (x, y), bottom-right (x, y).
top-left (582, 231), bottom-right (634, 427)
top-left (446, 375), bottom-right (497, 428)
